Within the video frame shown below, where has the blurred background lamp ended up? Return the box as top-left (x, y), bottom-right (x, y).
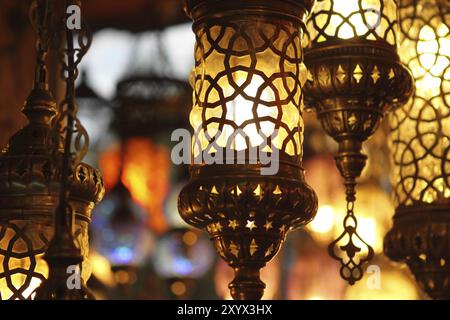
top-left (384, 0), bottom-right (450, 300)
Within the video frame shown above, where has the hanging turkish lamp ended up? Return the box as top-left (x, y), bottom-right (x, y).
top-left (91, 142), bottom-right (155, 289)
top-left (33, 0), bottom-right (103, 300)
top-left (0, 0), bottom-right (103, 300)
top-left (178, 0), bottom-right (318, 300)
top-left (113, 40), bottom-right (191, 234)
top-left (302, 0), bottom-right (413, 284)
top-left (384, 0), bottom-right (450, 300)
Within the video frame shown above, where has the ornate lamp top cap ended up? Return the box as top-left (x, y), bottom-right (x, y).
top-left (184, 0), bottom-right (315, 24)
top-left (0, 88), bottom-right (104, 213)
top-left (5, 87), bottom-right (56, 155)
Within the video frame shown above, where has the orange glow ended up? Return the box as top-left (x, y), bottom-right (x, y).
top-left (99, 138), bottom-right (170, 233)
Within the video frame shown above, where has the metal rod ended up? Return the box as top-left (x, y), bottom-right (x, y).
top-left (55, 0), bottom-right (76, 237)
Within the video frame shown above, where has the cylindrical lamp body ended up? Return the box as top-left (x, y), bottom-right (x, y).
top-left (384, 0), bottom-right (450, 299)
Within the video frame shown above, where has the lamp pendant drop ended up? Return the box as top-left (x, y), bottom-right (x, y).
top-left (303, 0), bottom-right (413, 284)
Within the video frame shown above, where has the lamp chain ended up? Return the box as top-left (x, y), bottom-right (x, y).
top-left (328, 181), bottom-right (375, 285)
top-left (29, 0), bottom-right (50, 90)
top-left (52, 0), bottom-right (91, 168)
top-left (47, 0), bottom-right (91, 233)
top-left (33, 0), bottom-right (94, 299)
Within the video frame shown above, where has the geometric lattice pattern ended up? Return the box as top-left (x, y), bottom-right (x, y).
top-left (189, 20), bottom-right (306, 158)
top-left (389, 0), bottom-right (450, 206)
top-left (0, 219), bottom-right (90, 300)
top-left (305, 0), bottom-right (398, 45)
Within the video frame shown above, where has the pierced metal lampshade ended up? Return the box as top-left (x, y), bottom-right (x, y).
top-left (303, 0), bottom-right (413, 284)
top-left (0, 90), bottom-right (104, 300)
top-left (178, 0), bottom-right (318, 300)
top-left (0, 0), bottom-right (104, 300)
top-left (384, 0), bottom-right (450, 300)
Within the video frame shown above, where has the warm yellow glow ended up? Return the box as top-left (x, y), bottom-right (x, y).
top-left (390, 9), bottom-right (450, 206)
top-left (0, 273), bottom-right (44, 300)
top-left (352, 216), bottom-right (378, 252)
top-left (22, 277), bottom-right (42, 300)
top-left (415, 24), bottom-right (450, 96)
top-left (307, 0), bottom-right (397, 44)
top-left (89, 251), bottom-right (115, 288)
top-left (307, 295), bottom-right (325, 300)
top-left (191, 21), bottom-right (305, 158)
top-left (345, 268), bottom-right (419, 300)
top-left (0, 220), bottom-right (91, 300)
top-left (332, 0), bottom-right (376, 39)
top-left (309, 205), bottom-right (335, 234)
top-left (306, 184), bottom-right (392, 254)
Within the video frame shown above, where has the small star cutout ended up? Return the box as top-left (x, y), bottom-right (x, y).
top-left (246, 220), bottom-right (257, 231)
top-left (228, 219), bottom-right (239, 230)
top-left (263, 221), bottom-right (273, 231)
top-left (215, 222), bottom-right (223, 232)
top-left (279, 225), bottom-right (287, 233)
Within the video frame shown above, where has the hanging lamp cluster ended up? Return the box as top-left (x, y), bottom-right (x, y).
top-left (302, 0), bottom-right (413, 284)
top-left (384, 0), bottom-right (450, 300)
top-left (0, 0), bottom-right (103, 300)
top-left (2, 0), bottom-right (449, 301)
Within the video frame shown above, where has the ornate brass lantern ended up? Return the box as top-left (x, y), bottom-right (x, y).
top-left (0, 0), bottom-right (104, 300)
top-left (384, 0), bottom-right (450, 300)
top-left (178, 0), bottom-right (318, 300)
top-left (303, 0), bottom-right (413, 284)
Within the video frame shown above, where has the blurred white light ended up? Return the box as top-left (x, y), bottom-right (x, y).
top-left (310, 205), bottom-right (335, 233)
